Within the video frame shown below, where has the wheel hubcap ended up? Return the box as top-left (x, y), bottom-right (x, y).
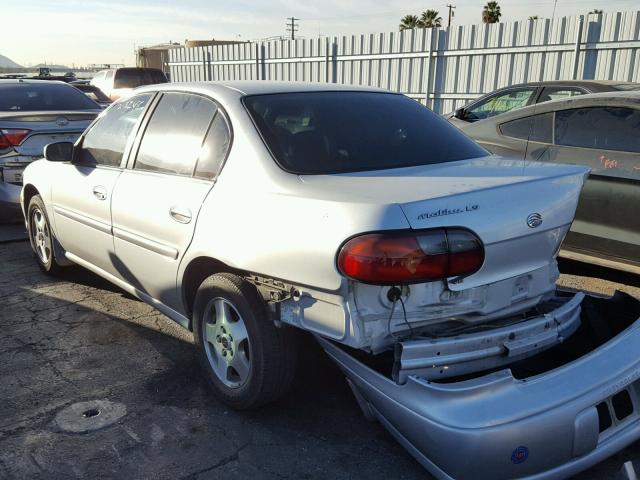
top-left (203, 297), bottom-right (251, 388)
top-left (30, 208), bottom-right (51, 264)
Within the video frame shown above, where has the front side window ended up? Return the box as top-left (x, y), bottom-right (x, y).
top-left (77, 93), bottom-right (153, 166)
top-left (555, 107), bottom-right (640, 153)
top-left (134, 92), bottom-right (217, 176)
top-left (465, 88), bottom-right (536, 121)
top-left (554, 107), bottom-right (640, 179)
top-left (244, 92), bottom-right (487, 175)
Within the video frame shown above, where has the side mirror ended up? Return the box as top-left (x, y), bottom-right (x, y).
top-left (44, 142), bottom-right (74, 162)
top-left (454, 108), bottom-right (466, 120)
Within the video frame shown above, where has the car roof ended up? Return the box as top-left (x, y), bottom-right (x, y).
top-left (136, 80), bottom-right (389, 97)
top-left (501, 79), bottom-right (639, 89)
top-left (0, 79), bottom-right (73, 86)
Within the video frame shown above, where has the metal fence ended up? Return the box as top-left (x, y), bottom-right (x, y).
top-left (168, 10), bottom-right (640, 114)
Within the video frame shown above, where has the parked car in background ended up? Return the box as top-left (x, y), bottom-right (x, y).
top-left (21, 81), bottom-right (640, 479)
top-left (72, 84), bottom-right (112, 108)
top-left (0, 80), bottom-right (101, 221)
top-left (90, 67), bottom-right (168, 101)
top-left (448, 80), bottom-right (640, 127)
top-left (462, 91), bottom-right (640, 274)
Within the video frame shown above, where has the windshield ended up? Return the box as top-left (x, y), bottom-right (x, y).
top-left (114, 68), bottom-right (168, 89)
top-left (0, 82), bottom-right (101, 111)
top-left (244, 92), bottom-right (488, 174)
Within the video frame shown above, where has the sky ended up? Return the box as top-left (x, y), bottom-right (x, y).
top-left (3, 0), bottom-right (639, 67)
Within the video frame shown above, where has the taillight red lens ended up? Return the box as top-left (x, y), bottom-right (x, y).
top-left (0, 128), bottom-right (31, 149)
top-left (337, 228), bottom-right (484, 284)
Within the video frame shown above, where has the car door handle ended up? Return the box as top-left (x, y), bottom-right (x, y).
top-left (169, 206), bottom-right (192, 224)
top-left (93, 186), bottom-right (107, 201)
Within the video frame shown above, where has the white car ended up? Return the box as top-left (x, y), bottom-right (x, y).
top-left (21, 82), bottom-right (640, 479)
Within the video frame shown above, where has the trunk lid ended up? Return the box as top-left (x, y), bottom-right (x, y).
top-left (300, 156), bottom-right (590, 289)
top-left (0, 110), bottom-right (98, 157)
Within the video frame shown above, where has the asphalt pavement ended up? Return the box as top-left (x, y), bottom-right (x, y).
top-left (1, 236), bottom-right (639, 480)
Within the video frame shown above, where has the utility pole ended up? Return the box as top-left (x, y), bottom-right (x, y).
top-left (447, 4), bottom-right (456, 29)
top-left (286, 17), bottom-right (299, 40)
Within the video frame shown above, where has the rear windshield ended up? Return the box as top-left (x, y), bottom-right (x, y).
top-left (0, 82), bottom-right (101, 111)
top-left (114, 68), bottom-right (168, 89)
top-left (243, 92), bottom-right (488, 174)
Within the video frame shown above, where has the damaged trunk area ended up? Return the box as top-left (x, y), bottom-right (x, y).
top-left (340, 291), bottom-right (640, 385)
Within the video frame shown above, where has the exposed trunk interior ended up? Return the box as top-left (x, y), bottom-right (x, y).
top-left (335, 291), bottom-right (640, 384)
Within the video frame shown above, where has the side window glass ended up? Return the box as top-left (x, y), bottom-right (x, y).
top-left (77, 93), bottom-right (152, 167)
top-left (499, 113), bottom-right (552, 143)
top-left (555, 107), bottom-right (640, 152)
top-left (554, 107), bottom-right (640, 179)
top-left (538, 87), bottom-right (584, 103)
top-left (499, 117), bottom-right (531, 140)
top-left (194, 113), bottom-right (231, 180)
top-left (134, 93), bottom-right (217, 176)
top-left (466, 88), bottom-right (536, 121)
top-left (529, 113), bottom-right (553, 143)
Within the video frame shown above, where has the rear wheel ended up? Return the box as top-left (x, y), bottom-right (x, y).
top-left (27, 195), bottom-right (63, 275)
top-left (193, 273), bottom-right (297, 409)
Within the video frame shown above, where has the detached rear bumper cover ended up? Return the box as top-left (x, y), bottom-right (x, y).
top-left (316, 295), bottom-right (640, 480)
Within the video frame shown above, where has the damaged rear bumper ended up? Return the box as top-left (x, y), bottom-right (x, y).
top-left (316, 292), bottom-right (640, 480)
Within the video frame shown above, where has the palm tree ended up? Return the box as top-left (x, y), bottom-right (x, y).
top-left (400, 14), bottom-right (421, 30)
top-left (589, 9), bottom-right (603, 14)
top-left (420, 10), bottom-right (442, 28)
top-left (528, 15), bottom-right (540, 21)
top-left (482, 1), bottom-right (502, 24)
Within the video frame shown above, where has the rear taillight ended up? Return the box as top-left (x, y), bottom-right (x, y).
top-left (0, 129), bottom-right (31, 149)
top-left (337, 228), bottom-right (484, 284)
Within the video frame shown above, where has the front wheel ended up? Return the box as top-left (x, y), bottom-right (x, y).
top-left (193, 273), bottom-right (297, 409)
top-left (27, 195), bottom-right (63, 275)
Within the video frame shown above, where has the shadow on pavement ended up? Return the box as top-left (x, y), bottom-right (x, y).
top-left (559, 258), bottom-right (640, 289)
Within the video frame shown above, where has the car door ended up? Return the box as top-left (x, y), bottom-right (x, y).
top-left (529, 105), bottom-right (640, 266)
top-left (51, 93), bottom-right (154, 276)
top-left (111, 91), bottom-right (231, 312)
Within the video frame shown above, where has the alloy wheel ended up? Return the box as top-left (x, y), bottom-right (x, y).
top-left (202, 297), bottom-right (251, 388)
top-left (30, 207), bottom-right (51, 265)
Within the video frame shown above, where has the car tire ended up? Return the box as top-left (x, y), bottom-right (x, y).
top-left (193, 273), bottom-right (297, 409)
top-left (27, 195), bottom-right (64, 275)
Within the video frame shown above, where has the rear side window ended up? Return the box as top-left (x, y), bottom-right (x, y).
top-left (78, 93), bottom-right (152, 166)
top-left (500, 113), bottom-right (553, 143)
top-left (0, 83), bottom-right (100, 111)
top-left (244, 92), bottom-right (487, 174)
top-left (537, 87), bottom-right (584, 103)
top-left (134, 92), bottom-right (217, 176)
top-left (114, 69), bottom-right (168, 89)
top-left (194, 113), bottom-right (232, 180)
top-left (555, 107), bottom-right (640, 153)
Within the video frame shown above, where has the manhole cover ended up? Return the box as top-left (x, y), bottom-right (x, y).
top-left (55, 399), bottom-right (126, 434)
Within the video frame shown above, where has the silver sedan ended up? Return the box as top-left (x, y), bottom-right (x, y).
top-left (21, 81), bottom-right (640, 479)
